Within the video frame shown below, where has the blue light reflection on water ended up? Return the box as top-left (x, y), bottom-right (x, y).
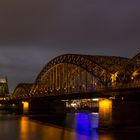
top-left (0, 112), bottom-right (140, 140)
top-left (75, 113), bottom-right (99, 140)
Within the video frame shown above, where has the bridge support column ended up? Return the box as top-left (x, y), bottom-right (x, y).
top-left (99, 98), bottom-right (140, 129)
top-left (22, 101), bottom-right (29, 115)
top-left (9, 102), bottom-right (23, 114)
top-left (99, 98), bottom-right (113, 128)
top-left (29, 100), bottom-right (66, 117)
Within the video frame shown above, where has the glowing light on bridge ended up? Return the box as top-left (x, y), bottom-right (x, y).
top-left (71, 103), bottom-right (77, 107)
top-left (92, 98), bottom-right (99, 101)
top-left (12, 104), bottom-right (15, 107)
top-left (111, 72), bottom-right (118, 87)
top-left (131, 69), bottom-right (139, 79)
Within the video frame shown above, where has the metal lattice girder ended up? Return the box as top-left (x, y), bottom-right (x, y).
top-left (113, 53), bottom-right (140, 82)
top-left (11, 53), bottom-right (140, 99)
top-left (36, 54), bottom-right (129, 86)
top-left (83, 55), bottom-right (129, 73)
top-left (124, 53), bottom-right (140, 74)
top-left (12, 83), bottom-right (33, 99)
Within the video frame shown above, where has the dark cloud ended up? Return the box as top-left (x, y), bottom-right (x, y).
top-left (0, 0), bottom-right (140, 92)
top-left (0, 0), bottom-right (140, 46)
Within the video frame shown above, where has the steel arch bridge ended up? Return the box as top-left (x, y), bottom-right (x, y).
top-left (12, 84), bottom-right (33, 99)
top-left (12, 53), bottom-right (140, 99)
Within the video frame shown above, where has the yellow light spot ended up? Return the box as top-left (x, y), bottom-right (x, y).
top-left (111, 71), bottom-right (118, 87)
top-left (99, 99), bottom-right (112, 109)
top-left (99, 98), bottom-right (112, 127)
top-left (22, 102), bottom-right (29, 114)
top-left (132, 69), bottom-right (139, 78)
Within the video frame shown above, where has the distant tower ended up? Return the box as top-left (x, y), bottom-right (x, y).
top-left (0, 77), bottom-right (9, 97)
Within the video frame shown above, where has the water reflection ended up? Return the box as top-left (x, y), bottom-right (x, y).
top-left (0, 112), bottom-right (140, 140)
top-left (19, 116), bottom-right (66, 140)
top-left (75, 113), bottom-right (98, 137)
top-left (20, 117), bottom-right (37, 140)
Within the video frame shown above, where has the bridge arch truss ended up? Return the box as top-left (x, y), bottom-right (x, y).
top-left (11, 53), bottom-right (140, 99)
top-left (31, 54), bottom-right (128, 96)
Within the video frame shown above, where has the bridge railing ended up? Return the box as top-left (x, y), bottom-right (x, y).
top-left (112, 80), bottom-right (140, 89)
top-left (31, 81), bottom-right (140, 96)
top-left (10, 80), bottom-right (140, 99)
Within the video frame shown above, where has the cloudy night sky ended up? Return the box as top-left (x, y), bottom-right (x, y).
top-left (0, 0), bottom-right (140, 92)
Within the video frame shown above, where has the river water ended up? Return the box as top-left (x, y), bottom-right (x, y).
top-left (0, 111), bottom-right (140, 140)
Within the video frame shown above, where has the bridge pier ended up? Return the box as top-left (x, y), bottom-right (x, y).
top-left (99, 97), bottom-right (140, 129)
top-left (99, 98), bottom-right (112, 128)
top-left (28, 100), bottom-right (66, 117)
top-left (4, 102), bottom-right (24, 114)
